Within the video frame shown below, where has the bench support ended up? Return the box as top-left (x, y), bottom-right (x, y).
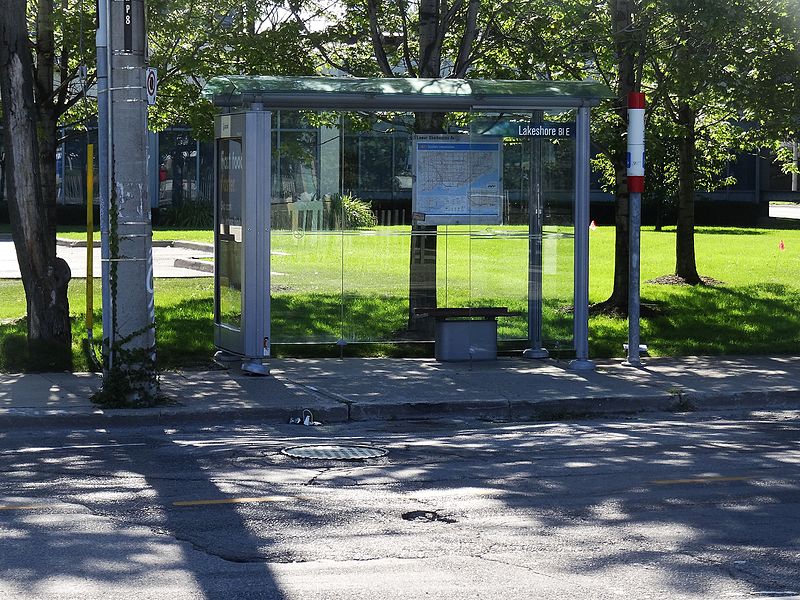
top-left (414, 308), bottom-right (514, 362)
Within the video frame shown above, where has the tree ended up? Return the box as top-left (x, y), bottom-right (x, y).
top-left (593, 0), bottom-right (645, 311)
top-left (471, 0), bottom-right (644, 314)
top-left (147, 0), bottom-right (315, 139)
top-left (291, 0), bottom-right (496, 333)
top-left (0, 0), bottom-right (89, 368)
top-left (649, 0), bottom-right (799, 283)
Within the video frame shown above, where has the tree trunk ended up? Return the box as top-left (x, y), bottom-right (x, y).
top-left (594, 0), bottom-right (636, 315)
top-left (0, 0), bottom-right (72, 369)
top-left (675, 102), bottom-right (701, 284)
top-left (407, 0), bottom-right (445, 336)
top-left (37, 108), bottom-right (59, 242)
top-left (36, 0), bottom-right (58, 242)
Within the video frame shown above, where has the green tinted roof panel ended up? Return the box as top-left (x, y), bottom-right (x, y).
top-left (202, 76), bottom-right (612, 110)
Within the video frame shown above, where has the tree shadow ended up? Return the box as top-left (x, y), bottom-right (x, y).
top-left (299, 415), bottom-right (800, 595)
top-left (0, 427), bottom-right (289, 599)
top-left (0, 412), bottom-right (797, 596)
top-left (644, 283), bottom-right (800, 355)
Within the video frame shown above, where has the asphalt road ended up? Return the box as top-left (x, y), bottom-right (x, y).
top-left (0, 412), bottom-right (798, 599)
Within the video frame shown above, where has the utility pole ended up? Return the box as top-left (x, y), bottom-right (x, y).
top-left (96, 0), bottom-right (157, 403)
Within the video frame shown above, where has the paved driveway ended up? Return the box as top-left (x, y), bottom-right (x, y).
top-left (0, 236), bottom-right (212, 279)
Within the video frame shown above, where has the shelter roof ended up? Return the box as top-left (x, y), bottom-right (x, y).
top-left (202, 76), bottom-right (613, 110)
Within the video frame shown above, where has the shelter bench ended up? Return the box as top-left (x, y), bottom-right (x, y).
top-left (412, 307), bottom-right (519, 362)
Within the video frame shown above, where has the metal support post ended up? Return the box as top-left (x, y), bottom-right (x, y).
top-left (523, 110), bottom-right (548, 359)
top-left (625, 191), bottom-right (642, 366)
top-left (96, 0), bottom-right (113, 368)
top-left (569, 106), bottom-right (595, 371)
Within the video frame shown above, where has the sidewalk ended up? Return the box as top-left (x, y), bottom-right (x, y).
top-left (1, 356), bottom-right (799, 427)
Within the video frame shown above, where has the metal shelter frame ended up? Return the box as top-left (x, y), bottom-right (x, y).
top-left (202, 76), bottom-right (612, 373)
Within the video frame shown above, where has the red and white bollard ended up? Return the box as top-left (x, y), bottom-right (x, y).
top-left (626, 92), bottom-right (645, 366)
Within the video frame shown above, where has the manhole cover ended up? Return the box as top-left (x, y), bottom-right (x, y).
top-left (281, 444), bottom-right (388, 460)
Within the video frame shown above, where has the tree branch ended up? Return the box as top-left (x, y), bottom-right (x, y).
top-left (397, 0), bottom-right (417, 77)
top-left (367, 0), bottom-right (395, 77)
top-left (453, 0), bottom-right (479, 77)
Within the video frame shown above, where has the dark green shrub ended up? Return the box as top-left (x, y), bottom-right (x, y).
top-left (158, 198), bottom-right (213, 228)
top-left (330, 193), bottom-right (378, 229)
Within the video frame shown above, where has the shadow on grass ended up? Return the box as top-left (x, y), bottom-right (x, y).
top-left (693, 227), bottom-right (767, 236)
top-left (0, 320), bottom-right (73, 372)
top-left (5, 282), bottom-right (797, 370)
top-left (589, 282), bottom-right (800, 358)
top-left (649, 227), bottom-right (766, 236)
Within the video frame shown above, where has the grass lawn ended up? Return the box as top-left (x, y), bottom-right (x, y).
top-left (1, 223), bottom-right (799, 370)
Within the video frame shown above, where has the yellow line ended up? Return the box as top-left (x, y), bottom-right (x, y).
top-left (652, 475), bottom-right (753, 485)
top-left (172, 495), bottom-right (298, 507)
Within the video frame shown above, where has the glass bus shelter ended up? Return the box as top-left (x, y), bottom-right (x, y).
top-left (202, 76), bottom-right (612, 374)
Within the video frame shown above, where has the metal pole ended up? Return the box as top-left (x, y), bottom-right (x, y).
top-left (96, 0), bottom-right (113, 370)
top-left (523, 110), bottom-right (548, 359)
top-left (86, 143), bottom-right (94, 342)
top-left (625, 92), bottom-right (646, 367)
top-left (626, 191), bottom-right (642, 365)
top-left (569, 106), bottom-right (595, 371)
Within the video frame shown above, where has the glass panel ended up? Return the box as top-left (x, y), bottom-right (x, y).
top-left (466, 110), bottom-right (576, 351)
top-left (341, 115), bottom-right (416, 341)
top-left (467, 114), bottom-right (526, 351)
top-left (270, 111), bottom-right (342, 344)
top-left (541, 112), bottom-right (576, 348)
top-left (215, 138), bottom-right (243, 329)
top-left (262, 108), bottom-right (578, 351)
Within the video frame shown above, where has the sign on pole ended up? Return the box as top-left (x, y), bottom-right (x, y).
top-left (627, 93), bottom-right (645, 193)
top-left (146, 67), bottom-right (158, 106)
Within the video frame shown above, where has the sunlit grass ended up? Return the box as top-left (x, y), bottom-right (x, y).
top-left (2, 224), bottom-right (800, 370)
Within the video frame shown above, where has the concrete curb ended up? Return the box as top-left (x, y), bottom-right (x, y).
top-left (0, 402), bottom-right (350, 428)
top-left (173, 257), bottom-right (213, 273)
top-left (172, 241), bottom-right (213, 252)
top-left (56, 238), bottom-right (180, 248)
top-left (1, 377), bottom-right (798, 428)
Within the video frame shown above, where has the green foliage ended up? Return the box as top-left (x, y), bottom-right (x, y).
top-left (90, 329), bottom-right (162, 409)
top-left (147, 0), bottom-right (316, 138)
top-left (331, 193), bottom-right (378, 229)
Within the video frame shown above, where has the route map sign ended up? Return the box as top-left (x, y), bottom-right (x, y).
top-left (412, 135), bottom-right (503, 225)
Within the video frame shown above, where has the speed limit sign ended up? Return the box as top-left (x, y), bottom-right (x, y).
top-left (146, 68), bottom-right (158, 106)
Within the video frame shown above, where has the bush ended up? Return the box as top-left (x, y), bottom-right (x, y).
top-left (331, 193), bottom-right (378, 229)
top-left (157, 198), bottom-right (213, 228)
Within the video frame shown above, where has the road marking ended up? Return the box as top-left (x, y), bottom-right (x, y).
top-left (652, 475), bottom-right (754, 485)
top-left (172, 495), bottom-right (299, 507)
top-left (3, 442), bottom-right (147, 455)
top-left (0, 504), bottom-right (55, 511)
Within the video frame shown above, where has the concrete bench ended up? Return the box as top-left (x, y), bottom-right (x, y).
top-left (413, 307), bottom-right (518, 361)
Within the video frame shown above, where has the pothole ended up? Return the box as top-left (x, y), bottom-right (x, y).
top-left (281, 444), bottom-right (388, 461)
top-left (401, 510), bottom-right (457, 524)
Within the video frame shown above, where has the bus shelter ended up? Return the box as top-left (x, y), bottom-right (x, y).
top-left (201, 76), bottom-right (612, 374)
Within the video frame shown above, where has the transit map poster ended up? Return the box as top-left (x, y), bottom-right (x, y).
top-left (412, 135), bottom-right (503, 225)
